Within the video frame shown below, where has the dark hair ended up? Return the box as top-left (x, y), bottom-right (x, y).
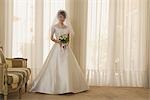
top-left (57, 10), bottom-right (67, 19)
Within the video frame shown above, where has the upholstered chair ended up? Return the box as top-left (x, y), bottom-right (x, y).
top-left (0, 49), bottom-right (23, 100)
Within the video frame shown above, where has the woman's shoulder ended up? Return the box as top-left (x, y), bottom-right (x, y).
top-left (51, 24), bottom-right (57, 29)
top-left (51, 24), bottom-right (56, 30)
top-left (53, 24), bottom-right (68, 29)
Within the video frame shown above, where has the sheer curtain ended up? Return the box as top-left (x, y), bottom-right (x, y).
top-left (86, 0), bottom-right (149, 87)
top-left (86, 0), bottom-right (113, 86)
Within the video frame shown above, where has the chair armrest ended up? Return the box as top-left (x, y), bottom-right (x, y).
top-left (6, 58), bottom-right (27, 68)
top-left (0, 64), bottom-right (5, 91)
top-left (0, 63), bottom-right (8, 94)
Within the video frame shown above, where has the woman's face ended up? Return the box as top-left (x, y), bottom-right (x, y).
top-left (58, 14), bottom-right (65, 23)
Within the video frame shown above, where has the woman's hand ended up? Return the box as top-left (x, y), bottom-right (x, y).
top-left (53, 39), bottom-right (62, 46)
top-left (54, 39), bottom-right (60, 43)
top-left (57, 40), bottom-right (62, 47)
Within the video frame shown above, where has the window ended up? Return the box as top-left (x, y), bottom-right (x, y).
top-left (86, 0), bottom-right (110, 85)
top-left (13, 0), bottom-right (35, 57)
top-left (86, 0), bottom-right (109, 69)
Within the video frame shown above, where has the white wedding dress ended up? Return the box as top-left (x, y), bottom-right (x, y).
top-left (30, 25), bottom-right (89, 94)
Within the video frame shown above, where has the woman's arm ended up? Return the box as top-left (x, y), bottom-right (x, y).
top-left (51, 34), bottom-right (59, 43)
top-left (67, 33), bottom-right (71, 45)
top-left (50, 25), bottom-right (60, 44)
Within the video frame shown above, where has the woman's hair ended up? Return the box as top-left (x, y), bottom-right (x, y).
top-left (57, 10), bottom-right (67, 19)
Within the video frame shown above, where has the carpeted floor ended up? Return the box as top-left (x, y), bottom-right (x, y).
top-left (2, 86), bottom-right (150, 100)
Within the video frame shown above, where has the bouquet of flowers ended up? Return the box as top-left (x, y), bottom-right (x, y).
top-left (59, 34), bottom-right (69, 48)
top-left (59, 34), bottom-right (69, 44)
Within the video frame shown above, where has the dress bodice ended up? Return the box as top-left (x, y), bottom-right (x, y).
top-left (51, 25), bottom-right (70, 39)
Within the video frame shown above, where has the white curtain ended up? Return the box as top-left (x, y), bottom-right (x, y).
top-left (86, 0), bottom-right (113, 86)
top-left (86, 0), bottom-right (149, 87)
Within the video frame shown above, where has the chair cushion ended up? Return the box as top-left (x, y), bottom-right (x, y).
top-left (7, 68), bottom-right (31, 83)
top-left (7, 72), bottom-right (24, 91)
top-left (8, 73), bottom-right (19, 84)
top-left (7, 73), bottom-right (20, 89)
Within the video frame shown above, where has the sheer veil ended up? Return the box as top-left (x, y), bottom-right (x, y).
top-left (51, 10), bottom-right (75, 36)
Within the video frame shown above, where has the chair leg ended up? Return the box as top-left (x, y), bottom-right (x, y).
top-left (4, 94), bottom-right (8, 100)
top-left (25, 82), bottom-right (27, 92)
top-left (18, 88), bottom-right (22, 99)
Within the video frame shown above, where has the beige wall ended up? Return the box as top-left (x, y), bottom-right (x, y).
top-left (0, 0), bottom-right (5, 47)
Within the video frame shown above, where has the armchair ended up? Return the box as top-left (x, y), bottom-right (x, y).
top-left (0, 49), bottom-right (23, 100)
top-left (0, 47), bottom-right (31, 100)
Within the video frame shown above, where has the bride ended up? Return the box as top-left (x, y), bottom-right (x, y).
top-left (30, 10), bottom-right (89, 94)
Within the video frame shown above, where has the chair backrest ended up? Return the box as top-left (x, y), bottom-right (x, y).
top-left (0, 49), bottom-right (6, 64)
top-left (6, 58), bottom-right (27, 68)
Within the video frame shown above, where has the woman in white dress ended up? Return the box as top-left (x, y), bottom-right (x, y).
top-left (30, 10), bottom-right (89, 94)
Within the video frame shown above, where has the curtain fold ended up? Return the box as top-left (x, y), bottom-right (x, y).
top-left (31, 0), bottom-right (44, 80)
top-left (86, 0), bottom-right (115, 86)
top-left (4, 0), bottom-right (13, 57)
top-left (65, 0), bottom-right (88, 73)
top-left (115, 0), bottom-right (148, 87)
